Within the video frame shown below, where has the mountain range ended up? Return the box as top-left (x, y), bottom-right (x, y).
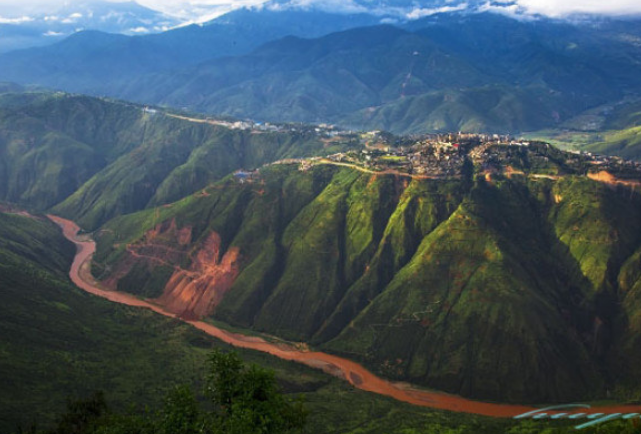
top-left (1, 10), bottom-right (641, 134)
top-left (2, 2), bottom-right (641, 430)
top-left (86, 149), bottom-right (641, 404)
top-left (1, 90), bottom-right (641, 405)
top-left (0, 0), bottom-right (180, 53)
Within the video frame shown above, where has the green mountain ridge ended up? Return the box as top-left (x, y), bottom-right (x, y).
top-left (0, 92), bottom-right (357, 227)
top-left (528, 99), bottom-right (641, 160)
top-left (3, 90), bottom-right (641, 410)
top-left (0, 211), bottom-right (217, 432)
top-left (118, 19), bottom-right (633, 134)
top-left (2, 14), bottom-right (641, 134)
top-left (2, 210), bottom-right (521, 434)
top-left (91, 158), bottom-right (641, 403)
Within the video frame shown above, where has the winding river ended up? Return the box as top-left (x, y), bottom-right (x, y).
top-left (48, 215), bottom-right (641, 419)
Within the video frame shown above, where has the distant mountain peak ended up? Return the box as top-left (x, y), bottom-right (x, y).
top-left (0, 0), bottom-right (179, 53)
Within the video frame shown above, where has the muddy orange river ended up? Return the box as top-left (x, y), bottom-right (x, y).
top-left (48, 215), bottom-right (641, 419)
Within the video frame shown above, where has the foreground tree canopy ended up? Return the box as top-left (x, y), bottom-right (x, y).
top-left (31, 350), bottom-right (307, 434)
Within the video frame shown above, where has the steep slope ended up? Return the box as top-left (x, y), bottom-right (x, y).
top-left (0, 91), bottom-right (356, 228)
top-left (120, 25), bottom-right (488, 125)
top-left (51, 117), bottom-right (356, 230)
top-left (0, 93), bottom-right (146, 210)
top-left (1, 209), bottom-right (473, 434)
top-left (91, 160), bottom-right (641, 403)
top-left (0, 9), bottom-right (383, 93)
top-left (346, 85), bottom-right (565, 134)
top-left (3, 14), bottom-right (641, 134)
top-left (0, 211), bottom-right (217, 432)
top-left (120, 16), bottom-right (641, 133)
top-left (529, 99), bottom-right (641, 160)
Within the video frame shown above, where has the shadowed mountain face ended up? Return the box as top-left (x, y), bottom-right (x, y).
top-left (0, 9), bottom-right (385, 90)
top-left (89, 156), bottom-right (641, 404)
top-left (0, 92), bottom-right (358, 224)
top-left (122, 15), bottom-right (641, 133)
top-left (2, 13), bottom-right (640, 134)
top-left (3, 81), bottom-right (641, 408)
top-left (0, 210), bottom-right (225, 434)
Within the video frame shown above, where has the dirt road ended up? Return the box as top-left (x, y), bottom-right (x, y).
top-left (48, 215), bottom-right (641, 418)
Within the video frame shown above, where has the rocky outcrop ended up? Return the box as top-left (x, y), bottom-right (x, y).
top-left (157, 232), bottom-right (241, 319)
top-left (103, 219), bottom-right (241, 318)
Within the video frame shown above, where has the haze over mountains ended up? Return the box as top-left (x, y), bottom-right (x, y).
top-left (0, 0), bottom-right (181, 53)
top-left (2, 5), bottom-right (641, 134)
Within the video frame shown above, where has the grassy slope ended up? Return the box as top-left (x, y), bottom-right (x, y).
top-left (527, 127), bottom-right (641, 161)
top-left (0, 91), bottom-right (359, 230)
top-left (94, 163), bottom-right (641, 403)
top-left (0, 211), bottom-right (602, 434)
top-left (346, 85), bottom-right (565, 134)
top-left (0, 212), bottom-right (214, 431)
top-left (5, 15), bottom-right (640, 135)
top-left (526, 99), bottom-right (641, 160)
top-left (0, 93), bottom-right (145, 210)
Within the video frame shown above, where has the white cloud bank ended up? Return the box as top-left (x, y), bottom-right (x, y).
top-left (515, 0), bottom-right (641, 17)
top-left (2, 0), bottom-right (641, 24)
top-left (145, 0), bottom-right (641, 20)
top-left (0, 15), bottom-right (34, 24)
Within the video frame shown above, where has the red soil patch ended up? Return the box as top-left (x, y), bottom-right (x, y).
top-left (106, 218), bottom-right (240, 319)
top-left (102, 219), bottom-right (194, 289)
top-left (157, 231), bottom-right (241, 318)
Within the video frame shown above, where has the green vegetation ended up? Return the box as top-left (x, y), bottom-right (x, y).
top-left (4, 14), bottom-right (641, 134)
top-left (22, 349), bottom-right (641, 434)
top-left (526, 127), bottom-right (641, 160)
top-left (94, 161), bottom-right (641, 403)
top-left (526, 99), bottom-right (641, 160)
top-left (0, 92), bottom-right (359, 229)
top-left (2, 87), bottom-right (641, 431)
top-left (6, 210), bottom-right (635, 434)
top-left (36, 350), bottom-right (307, 434)
top-left (0, 212), bottom-right (214, 432)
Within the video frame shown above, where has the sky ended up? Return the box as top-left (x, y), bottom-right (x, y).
top-left (2, 0), bottom-right (641, 23)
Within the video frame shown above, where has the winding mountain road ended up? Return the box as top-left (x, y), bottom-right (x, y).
top-left (48, 215), bottom-right (641, 419)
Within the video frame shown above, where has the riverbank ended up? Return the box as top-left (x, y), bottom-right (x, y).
top-left (48, 214), bottom-right (641, 419)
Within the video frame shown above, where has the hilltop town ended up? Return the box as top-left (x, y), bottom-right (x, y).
top-left (158, 108), bottom-right (641, 185)
top-left (233, 128), bottom-right (641, 184)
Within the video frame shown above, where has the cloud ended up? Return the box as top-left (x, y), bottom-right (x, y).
top-left (3, 0), bottom-right (641, 27)
top-left (43, 30), bottom-right (64, 36)
top-left (268, 0), bottom-right (368, 14)
top-left (513, 0), bottom-right (641, 17)
top-left (135, 0), bottom-right (270, 22)
top-left (477, 2), bottom-right (525, 18)
top-left (129, 26), bottom-right (150, 33)
top-left (61, 13), bottom-right (83, 24)
top-left (406, 3), bottom-right (469, 20)
top-left (0, 15), bottom-right (34, 24)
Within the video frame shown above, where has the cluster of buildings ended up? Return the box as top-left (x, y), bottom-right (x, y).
top-left (227, 123), bottom-right (641, 183)
top-left (312, 133), bottom-right (641, 181)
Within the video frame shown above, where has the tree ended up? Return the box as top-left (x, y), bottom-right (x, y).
top-left (47, 391), bottom-right (108, 434)
top-left (30, 351), bottom-right (307, 434)
top-left (159, 385), bottom-right (201, 434)
top-left (205, 350), bottom-right (307, 434)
